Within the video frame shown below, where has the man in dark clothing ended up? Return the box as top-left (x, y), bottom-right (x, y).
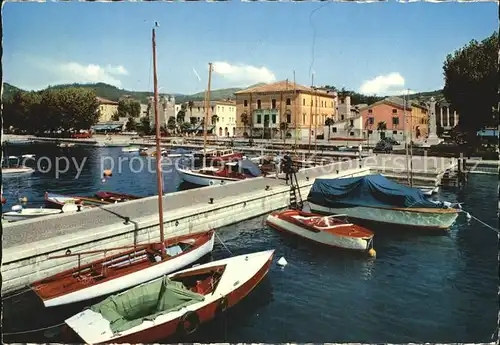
top-left (282, 152), bottom-right (293, 184)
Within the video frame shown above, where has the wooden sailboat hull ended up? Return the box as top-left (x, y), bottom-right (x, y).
top-left (308, 202), bottom-right (459, 230)
top-left (266, 210), bottom-right (373, 251)
top-left (176, 167), bottom-right (243, 186)
top-left (31, 231), bottom-right (215, 307)
top-left (64, 249), bottom-right (274, 344)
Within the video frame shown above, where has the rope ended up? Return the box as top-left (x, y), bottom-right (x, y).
top-left (214, 231), bottom-right (233, 256)
top-left (461, 210), bottom-right (500, 234)
top-left (3, 322), bottom-right (65, 336)
top-left (2, 286), bottom-right (33, 300)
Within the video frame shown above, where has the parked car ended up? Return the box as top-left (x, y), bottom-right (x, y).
top-left (374, 140), bottom-right (393, 153)
top-left (381, 137), bottom-right (400, 145)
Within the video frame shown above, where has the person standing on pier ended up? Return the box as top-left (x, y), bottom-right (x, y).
top-left (274, 152), bottom-right (282, 179)
top-left (283, 152), bottom-right (293, 184)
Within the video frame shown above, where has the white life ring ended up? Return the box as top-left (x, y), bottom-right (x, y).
top-left (209, 180), bottom-right (215, 186)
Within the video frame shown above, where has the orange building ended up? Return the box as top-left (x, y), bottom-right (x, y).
top-left (360, 96), bottom-right (428, 142)
top-left (234, 80), bottom-right (338, 139)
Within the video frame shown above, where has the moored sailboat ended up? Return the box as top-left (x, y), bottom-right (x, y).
top-left (63, 249), bottom-right (274, 344)
top-left (307, 174), bottom-right (459, 230)
top-left (30, 24), bottom-right (215, 307)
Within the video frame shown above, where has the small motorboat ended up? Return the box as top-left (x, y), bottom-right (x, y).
top-left (266, 210), bottom-right (375, 254)
top-left (95, 191), bottom-right (142, 202)
top-left (176, 159), bottom-right (264, 187)
top-left (2, 203), bottom-right (91, 222)
top-left (31, 231), bottom-right (216, 307)
top-left (192, 148), bottom-right (243, 166)
top-left (165, 148), bottom-right (194, 158)
top-left (121, 146), bottom-right (140, 153)
top-left (63, 249), bottom-right (274, 344)
top-left (2, 156), bottom-right (35, 177)
top-left (44, 192), bottom-right (111, 209)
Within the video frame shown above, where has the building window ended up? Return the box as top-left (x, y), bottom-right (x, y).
top-left (341, 115), bottom-right (345, 121)
top-left (303, 99), bottom-right (306, 106)
top-left (257, 114), bottom-right (262, 124)
top-left (368, 117), bottom-right (374, 125)
top-left (286, 98), bottom-right (291, 105)
top-left (349, 120), bottom-right (354, 126)
top-left (244, 100), bottom-right (248, 107)
top-left (211, 106), bottom-right (214, 112)
top-left (350, 132), bottom-right (354, 136)
top-left (332, 127), bottom-right (337, 133)
top-left (303, 113), bottom-right (306, 123)
top-left (393, 130), bottom-right (397, 135)
top-left (368, 109), bottom-right (373, 114)
top-left (222, 107), bottom-right (224, 112)
top-left (271, 114), bottom-right (276, 123)
top-left (287, 113), bottom-right (291, 123)
top-left (331, 101), bottom-right (334, 107)
top-left (272, 99), bottom-right (276, 109)
top-left (341, 99), bottom-right (345, 104)
top-left (368, 130), bottom-right (373, 134)
top-left (392, 109), bottom-right (397, 114)
top-left (392, 117), bottom-right (399, 125)
top-left (257, 100), bottom-right (261, 109)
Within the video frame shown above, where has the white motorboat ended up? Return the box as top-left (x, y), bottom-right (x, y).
top-left (2, 203), bottom-right (90, 222)
top-left (122, 146), bottom-right (140, 153)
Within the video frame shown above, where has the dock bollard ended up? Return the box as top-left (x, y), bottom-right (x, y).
top-left (123, 217), bottom-right (130, 225)
top-left (265, 185), bottom-right (270, 191)
top-left (209, 198), bottom-right (214, 204)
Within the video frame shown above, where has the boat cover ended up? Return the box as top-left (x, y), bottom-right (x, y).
top-left (307, 174), bottom-right (443, 209)
top-left (236, 159), bottom-right (262, 177)
top-left (90, 277), bottom-right (204, 333)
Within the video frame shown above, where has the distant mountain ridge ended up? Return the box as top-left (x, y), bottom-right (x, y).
top-left (2, 82), bottom-right (443, 105)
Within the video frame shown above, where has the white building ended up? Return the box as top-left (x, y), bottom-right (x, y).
top-left (176, 100), bottom-right (237, 137)
top-left (324, 96), bottom-right (364, 139)
top-left (146, 95), bottom-right (176, 128)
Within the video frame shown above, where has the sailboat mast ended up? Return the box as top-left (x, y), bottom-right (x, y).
top-left (293, 70), bottom-right (298, 154)
top-left (404, 92), bottom-right (410, 185)
top-left (152, 25), bottom-right (165, 256)
top-left (308, 73), bottom-right (314, 155)
top-left (203, 63), bottom-right (213, 168)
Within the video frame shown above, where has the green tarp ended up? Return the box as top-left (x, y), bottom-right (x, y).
top-left (90, 277), bottom-right (205, 333)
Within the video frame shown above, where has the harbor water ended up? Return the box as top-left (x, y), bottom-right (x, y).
top-left (2, 143), bottom-right (498, 343)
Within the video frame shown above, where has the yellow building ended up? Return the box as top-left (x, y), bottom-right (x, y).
top-left (234, 80), bottom-right (337, 139)
top-left (97, 97), bottom-right (119, 123)
top-left (409, 103), bottom-right (429, 140)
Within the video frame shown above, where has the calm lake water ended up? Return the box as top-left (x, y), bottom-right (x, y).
top-left (2, 143), bottom-right (498, 343)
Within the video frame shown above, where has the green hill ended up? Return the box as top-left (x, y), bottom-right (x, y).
top-left (2, 82), bottom-right (252, 104)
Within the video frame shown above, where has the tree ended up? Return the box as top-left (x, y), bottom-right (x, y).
top-left (139, 116), bottom-right (151, 135)
top-left (176, 109), bottom-right (186, 124)
top-left (377, 121), bottom-right (387, 139)
top-left (443, 31), bottom-right (498, 142)
top-left (125, 117), bottom-right (137, 131)
top-left (180, 121), bottom-right (191, 133)
top-left (167, 117), bottom-right (177, 133)
top-left (117, 98), bottom-right (141, 118)
top-left (190, 117), bottom-right (197, 126)
top-left (325, 117), bottom-right (335, 140)
top-left (211, 114), bottom-right (219, 125)
top-left (188, 101), bottom-right (194, 119)
top-left (241, 112), bottom-right (249, 137)
top-left (111, 111), bottom-right (120, 121)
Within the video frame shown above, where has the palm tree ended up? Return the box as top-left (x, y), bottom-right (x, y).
top-left (188, 100), bottom-right (194, 119)
top-left (325, 117), bottom-right (335, 140)
top-left (241, 112), bottom-right (249, 137)
top-left (211, 114), bottom-right (219, 125)
top-left (377, 121), bottom-right (387, 140)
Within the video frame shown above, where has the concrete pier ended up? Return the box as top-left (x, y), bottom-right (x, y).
top-left (2, 160), bottom-right (369, 294)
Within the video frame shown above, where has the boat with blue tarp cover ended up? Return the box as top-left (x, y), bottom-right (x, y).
top-left (307, 174), bottom-right (459, 230)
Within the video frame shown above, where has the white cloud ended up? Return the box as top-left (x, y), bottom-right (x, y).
top-left (359, 72), bottom-right (406, 95)
top-left (57, 62), bottom-right (129, 87)
top-left (212, 61), bottom-right (276, 85)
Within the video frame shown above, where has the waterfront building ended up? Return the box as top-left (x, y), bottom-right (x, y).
top-left (360, 96), bottom-right (429, 142)
top-left (146, 95), bottom-right (175, 129)
top-left (325, 96), bottom-right (364, 139)
top-left (96, 97), bottom-right (119, 123)
top-left (433, 99), bottom-right (460, 136)
top-left (175, 100), bottom-right (237, 136)
top-left (234, 80), bottom-right (338, 139)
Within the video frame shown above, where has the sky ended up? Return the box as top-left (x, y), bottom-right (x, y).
top-left (2, 1), bottom-right (498, 96)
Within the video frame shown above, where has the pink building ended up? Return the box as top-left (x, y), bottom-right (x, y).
top-left (359, 97), bottom-right (412, 141)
